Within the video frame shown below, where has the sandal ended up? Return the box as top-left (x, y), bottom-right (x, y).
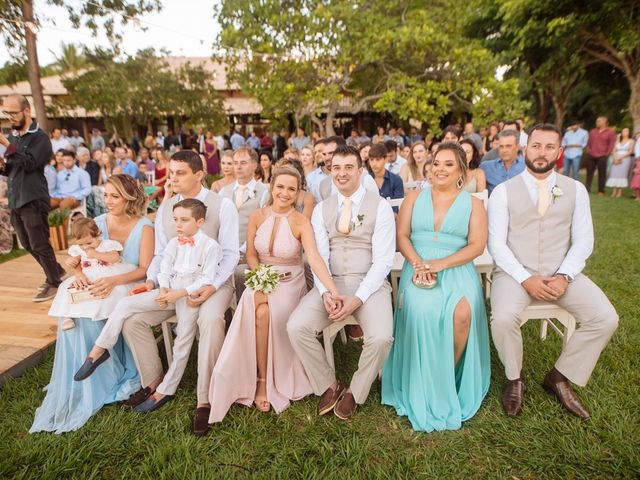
top-left (255, 378), bottom-right (271, 412)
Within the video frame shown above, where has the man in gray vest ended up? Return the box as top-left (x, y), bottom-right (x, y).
top-left (219, 146), bottom-right (268, 300)
top-left (488, 124), bottom-right (618, 420)
top-left (119, 151), bottom-right (239, 436)
top-left (316, 136), bottom-right (379, 202)
top-left (288, 145), bottom-right (395, 420)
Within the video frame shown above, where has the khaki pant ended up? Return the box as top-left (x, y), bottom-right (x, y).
top-left (288, 280), bottom-right (393, 404)
top-left (490, 271), bottom-right (618, 386)
top-left (122, 280), bottom-right (234, 403)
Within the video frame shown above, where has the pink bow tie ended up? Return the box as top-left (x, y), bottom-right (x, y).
top-left (178, 236), bottom-right (195, 246)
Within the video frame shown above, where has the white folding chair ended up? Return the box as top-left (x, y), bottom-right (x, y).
top-left (470, 190), bottom-right (492, 297)
top-left (403, 181), bottom-right (421, 191)
top-left (389, 251), bottom-right (405, 305)
top-left (470, 189), bottom-right (488, 208)
top-left (520, 301), bottom-right (576, 348)
top-left (387, 197), bottom-right (404, 209)
top-left (322, 315), bottom-right (359, 369)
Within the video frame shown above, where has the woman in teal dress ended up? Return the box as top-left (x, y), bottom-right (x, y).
top-left (382, 142), bottom-right (490, 432)
top-left (31, 175), bottom-right (154, 433)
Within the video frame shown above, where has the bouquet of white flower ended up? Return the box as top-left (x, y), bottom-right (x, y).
top-left (244, 264), bottom-right (281, 294)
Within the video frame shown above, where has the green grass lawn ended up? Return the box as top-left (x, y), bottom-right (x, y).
top-left (1, 193), bottom-right (638, 479)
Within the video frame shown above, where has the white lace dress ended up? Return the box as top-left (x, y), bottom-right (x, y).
top-left (49, 239), bottom-right (137, 321)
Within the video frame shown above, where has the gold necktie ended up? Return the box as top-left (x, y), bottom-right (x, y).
top-left (338, 197), bottom-right (352, 234)
top-left (235, 184), bottom-right (247, 208)
top-left (537, 179), bottom-right (549, 216)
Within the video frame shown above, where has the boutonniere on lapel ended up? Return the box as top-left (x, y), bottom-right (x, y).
top-left (551, 185), bottom-right (563, 204)
top-left (351, 214), bottom-right (365, 230)
top-left (247, 189), bottom-right (256, 200)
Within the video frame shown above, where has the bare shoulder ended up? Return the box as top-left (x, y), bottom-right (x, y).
top-left (290, 209), bottom-right (310, 228)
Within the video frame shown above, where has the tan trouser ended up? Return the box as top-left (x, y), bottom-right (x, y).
top-left (490, 271), bottom-right (618, 386)
top-left (122, 280), bottom-right (234, 403)
top-left (287, 280), bottom-right (393, 404)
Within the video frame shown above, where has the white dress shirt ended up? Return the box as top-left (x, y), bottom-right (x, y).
top-left (385, 155), bottom-right (407, 175)
top-left (157, 230), bottom-right (221, 295)
top-left (311, 185), bottom-right (395, 303)
top-left (231, 178), bottom-right (269, 254)
top-left (488, 170), bottom-right (593, 284)
top-left (147, 187), bottom-right (240, 290)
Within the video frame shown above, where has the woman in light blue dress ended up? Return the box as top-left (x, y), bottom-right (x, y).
top-left (382, 143), bottom-right (490, 432)
top-left (31, 175), bottom-right (154, 434)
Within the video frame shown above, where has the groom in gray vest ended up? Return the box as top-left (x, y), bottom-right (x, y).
top-left (288, 145), bottom-right (395, 420)
top-left (120, 151), bottom-right (239, 436)
top-left (219, 146), bottom-right (268, 300)
top-left (488, 124), bottom-right (618, 420)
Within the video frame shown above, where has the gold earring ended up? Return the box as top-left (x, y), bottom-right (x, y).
top-left (456, 176), bottom-right (464, 189)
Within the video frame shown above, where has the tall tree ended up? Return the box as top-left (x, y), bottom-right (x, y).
top-left (60, 50), bottom-right (228, 138)
top-left (216, 0), bottom-right (525, 135)
top-left (0, 0), bottom-right (160, 132)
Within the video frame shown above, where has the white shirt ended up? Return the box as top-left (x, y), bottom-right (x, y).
top-left (231, 178), bottom-right (269, 253)
top-left (385, 155), bottom-right (407, 175)
top-left (147, 187), bottom-right (240, 290)
top-left (519, 131), bottom-right (528, 149)
top-left (311, 185), bottom-right (396, 303)
top-left (51, 137), bottom-right (72, 153)
top-left (488, 170), bottom-right (593, 284)
top-left (157, 230), bottom-right (221, 295)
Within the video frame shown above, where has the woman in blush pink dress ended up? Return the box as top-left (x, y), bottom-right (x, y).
top-left (208, 166), bottom-right (340, 423)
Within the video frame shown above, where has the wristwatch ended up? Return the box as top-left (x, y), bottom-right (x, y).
top-left (556, 273), bottom-right (573, 283)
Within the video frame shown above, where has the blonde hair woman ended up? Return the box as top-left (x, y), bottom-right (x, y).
top-left (208, 165), bottom-right (339, 421)
top-left (31, 174), bottom-right (154, 433)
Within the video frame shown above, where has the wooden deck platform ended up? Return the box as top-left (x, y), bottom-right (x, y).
top-left (0, 252), bottom-right (66, 385)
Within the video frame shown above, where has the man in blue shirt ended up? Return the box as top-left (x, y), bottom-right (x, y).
top-left (114, 146), bottom-right (138, 178)
top-left (246, 131), bottom-right (261, 150)
top-left (561, 121), bottom-right (589, 180)
top-left (480, 129), bottom-right (525, 195)
top-left (50, 149), bottom-right (92, 210)
top-left (230, 128), bottom-right (246, 150)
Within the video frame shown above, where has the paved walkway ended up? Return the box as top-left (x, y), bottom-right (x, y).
top-left (0, 253), bottom-right (65, 385)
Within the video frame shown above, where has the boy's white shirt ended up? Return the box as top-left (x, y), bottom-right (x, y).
top-left (157, 229), bottom-right (221, 295)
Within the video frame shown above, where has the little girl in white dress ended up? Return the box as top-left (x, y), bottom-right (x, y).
top-left (49, 218), bottom-right (137, 330)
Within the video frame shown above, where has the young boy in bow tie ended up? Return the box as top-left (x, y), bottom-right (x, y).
top-left (74, 198), bottom-right (220, 413)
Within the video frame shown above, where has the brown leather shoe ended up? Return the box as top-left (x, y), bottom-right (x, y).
top-left (346, 324), bottom-right (364, 341)
top-left (192, 406), bottom-right (211, 437)
top-left (123, 386), bottom-right (153, 409)
top-left (501, 376), bottom-right (525, 417)
top-left (334, 391), bottom-right (357, 420)
top-left (317, 382), bottom-right (344, 416)
top-left (543, 369), bottom-right (590, 420)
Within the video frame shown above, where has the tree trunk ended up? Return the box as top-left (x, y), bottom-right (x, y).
top-left (629, 75), bottom-right (640, 135)
top-left (21, 0), bottom-right (48, 131)
top-left (551, 95), bottom-right (566, 130)
top-left (325, 102), bottom-right (338, 137)
top-left (309, 115), bottom-right (324, 137)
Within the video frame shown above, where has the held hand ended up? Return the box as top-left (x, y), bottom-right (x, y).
top-left (521, 275), bottom-right (559, 301)
top-left (329, 295), bottom-right (363, 323)
top-left (155, 287), bottom-right (170, 308)
top-left (413, 258), bottom-right (447, 274)
top-left (71, 272), bottom-right (90, 289)
top-left (322, 292), bottom-right (342, 315)
top-left (157, 288), bottom-right (186, 305)
top-left (88, 277), bottom-right (117, 299)
top-left (65, 256), bottom-right (81, 269)
top-left (412, 270), bottom-right (436, 286)
top-left (186, 285), bottom-right (216, 307)
top-left (546, 275), bottom-right (569, 298)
